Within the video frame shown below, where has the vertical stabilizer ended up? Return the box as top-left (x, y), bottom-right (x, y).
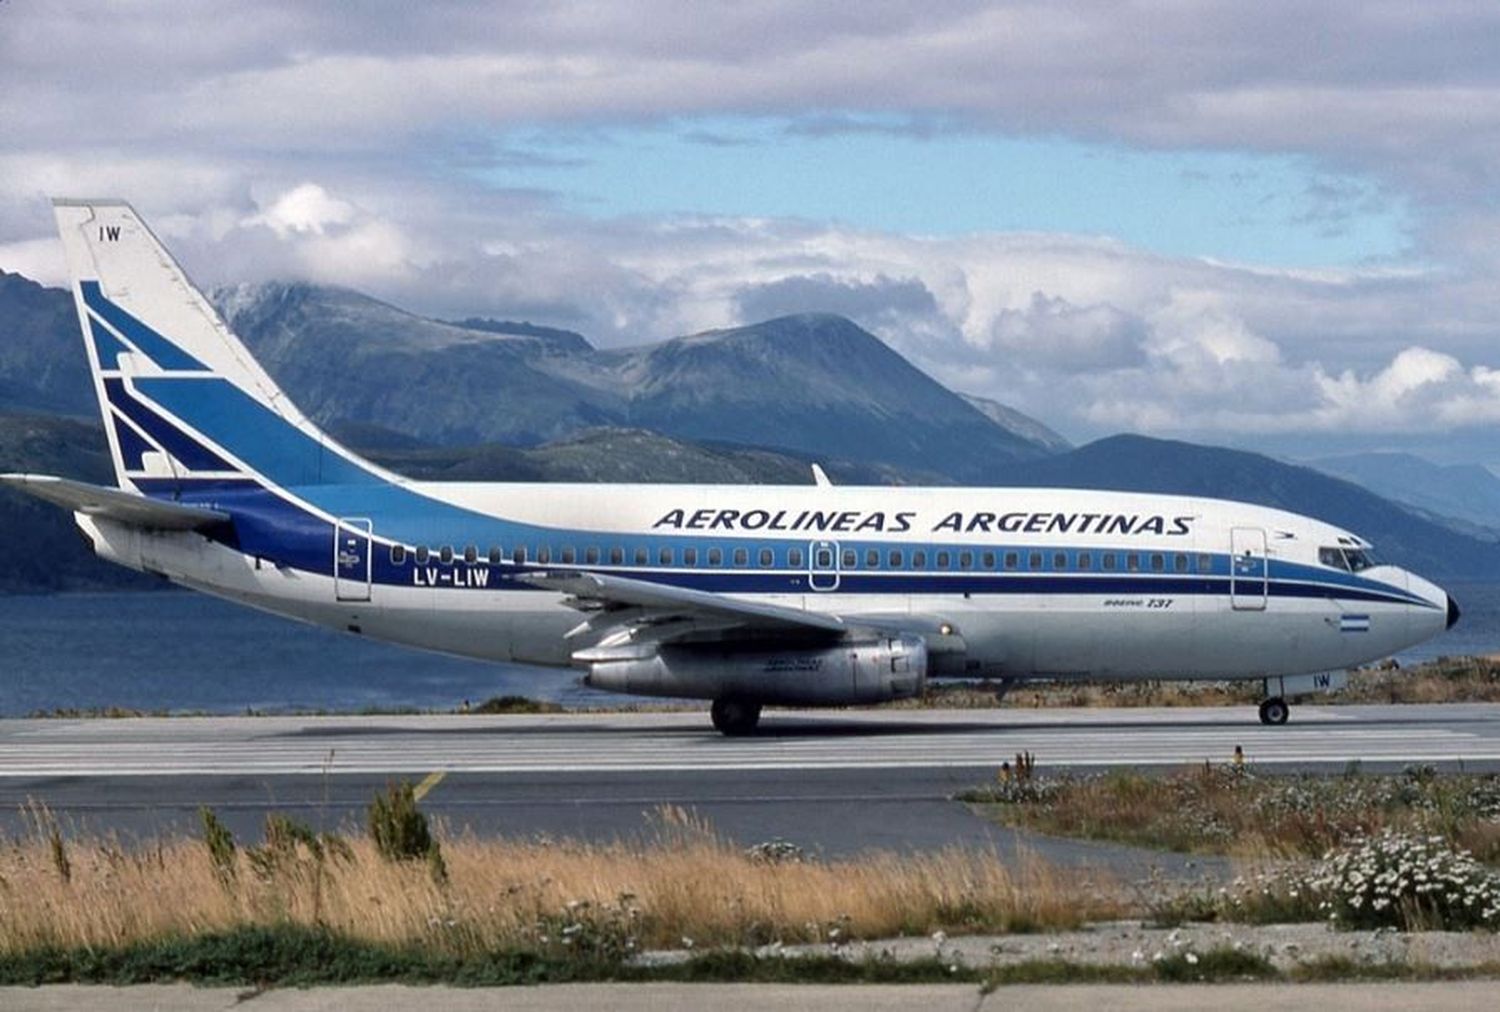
top-left (51, 200), bottom-right (390, 493)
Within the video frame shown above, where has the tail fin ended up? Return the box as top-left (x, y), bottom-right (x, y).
top-left (52, 199), bottom-right (388, 493)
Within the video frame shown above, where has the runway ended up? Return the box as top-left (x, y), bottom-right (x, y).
top-left (2, 703), bottom-right (1498, 776)
top-left (1, 704), bottom-right (1496, 867)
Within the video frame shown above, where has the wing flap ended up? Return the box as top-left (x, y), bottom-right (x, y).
top-left (0, 473), bottom-right (229, 530)
top-left (514, 569), bottom-right (847, 634)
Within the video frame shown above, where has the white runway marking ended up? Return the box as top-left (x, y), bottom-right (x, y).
top-left (0, 705), bottom-right (1497, 777)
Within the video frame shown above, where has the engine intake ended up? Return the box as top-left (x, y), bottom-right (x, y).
top-left (583, 635), bottom-right (928, 705)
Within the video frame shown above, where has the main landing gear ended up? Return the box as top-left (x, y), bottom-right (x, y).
top-left (1258, 697), bottom-right (1290, 726)
top-left (710, 697), bottom-right (762, 736)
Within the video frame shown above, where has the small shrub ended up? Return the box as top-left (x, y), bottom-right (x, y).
top-left (368, 782), bottom-right (445, 883)
top-left (1153, 947), bottom-right (1277, 982)
top-left (469, 696), bottom-right (563, 715)
top-left (1313, 832), bottom-right (1500, 931)
top-left (48, 827), bottom-right (71, 886)
top-left (745, 839), bottom-right (806, 865)
top-left (199, 807), bottom-right (237, 884)
top-left (368, 782), bottom-right (434, 862)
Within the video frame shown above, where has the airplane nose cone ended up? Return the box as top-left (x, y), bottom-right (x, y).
top-left (1448, 595), bottom-right (1461, 629)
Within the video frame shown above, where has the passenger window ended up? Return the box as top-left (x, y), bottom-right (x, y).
top-left (1053, 552), bottom-right (1067, 570)
top-left (1150, 553), bottom-right (1164, 573)
top-left (959, 551), bottom-right (974, 570)
top-left (683, 547), bottom-right (698, 566)
top-left (1102, 553), bottom-right (1116, 571)
top-left (537, 547), bottom-right (551, 564)
top-left (982, 551), bottom-right (996, 569)
top-left (659, 547), bottom-right (674, 566)
top-left (1197, 553), bottom-right (1213, 573)
top-left (734, 547), bottom-right (749, 567)
top-left (1077, 551), bottom-right (1092, 570)
top-left (1028, 551), bottom-right (1042, 570)
top-left (390, 544), bottom-right (406, 565)
top-left (1126, 553), bottom-right (1140, 572)
top-left (1004, 551), bottom-right (1018, 570)
top-left (936, 551), bottom-right (951, 569)
top-left (635, 547), bottom-right (648, 565)
top-left (760, 548), bottom-right (774, 567)
top-left (709, 547), bottom-right (723, 566)
top-left (912, 550), bottom-right (927, 568)
top-left (488, 546), bottom-right (502, 565)
top-left (814, 547), bottom-right (832, 568)
top-left (439, 546), bottom-right (454, 565)
top-left (788, 548), bottom-right (803, 567)
top-left (511, 547), bottom-right (525, 565)
top-left (888, 549), bottom-right (904, 568)
top-left (560, 547), bottom-right (575, 564)
top-left (842, 549), bottom-right (857, 568)
top-left (464, 545), bottom-right (478, 564)
top-left (610, 547), bottom-right (624, 565)
top-left (416, 546), bottom-right (430, 564)
top-left (1173, 553), bottom-right (1188, 573)
top-left (866, 549), bottom-right (879, 568)
top-left (585, 547), bottom-right (600, 565)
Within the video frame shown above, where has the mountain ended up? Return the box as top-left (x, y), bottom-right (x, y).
top-left (961, 393), bottom-right (1072, 454)
top-left (616, 314), bottom-right (1044, 480)
top-left (0, 271), bottom-right (93, 416)
top-left (1002, 435), bottom-right (1500, 580)
top-left (210, 283), bottom-right (1058, 477)
top-left (213, 282), bottom-right (625, 446)
top-left (0, 414), bottom-right (159, 592)
top-left (361, 427), bottom-right (889, 485)
top-left (1309, 452), bottom-right (1500, 536)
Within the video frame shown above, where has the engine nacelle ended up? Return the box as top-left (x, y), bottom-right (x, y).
top-left (583, 635), bottom-right (928, 705)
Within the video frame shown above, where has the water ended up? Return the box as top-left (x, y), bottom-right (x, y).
top-left (0, 584), bottom-right (1497, 716)
top-left (1391, 581), bottom-right (1500, 665)
top-left (0, 591), bottom-right (602, 716)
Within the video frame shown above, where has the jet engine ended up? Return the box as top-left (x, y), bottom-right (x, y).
top-left (582, 634), bottom-right (928, 705)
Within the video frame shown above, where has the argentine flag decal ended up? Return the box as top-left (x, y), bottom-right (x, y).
top-left (1339, 614), bottom-right (1371, 633)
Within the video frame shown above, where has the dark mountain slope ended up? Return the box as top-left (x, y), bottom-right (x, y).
top-left (1005, 435), bottom-right (1500, 580)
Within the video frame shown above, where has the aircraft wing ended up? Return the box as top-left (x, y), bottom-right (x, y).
top-left (514, 569), bottom-right (848, 637)
top-left (0, 473), bottom-right (229, 530)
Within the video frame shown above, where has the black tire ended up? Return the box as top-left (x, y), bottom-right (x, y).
top-left (710, 697), bottom-right (762, 736)
top-left (1258, 697), bottom-right (1289, 726)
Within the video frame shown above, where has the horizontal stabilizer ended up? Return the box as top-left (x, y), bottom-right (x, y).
top-left (0, 473), bottom-right (229, 530)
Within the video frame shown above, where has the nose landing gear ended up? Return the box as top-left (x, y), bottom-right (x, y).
top-left (1258, 697), bottom-right (1289, 725)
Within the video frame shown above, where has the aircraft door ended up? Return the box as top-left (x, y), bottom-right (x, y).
top-left (809, 539), bottom-right (840, 592)
top-left (1230, 527), bottom-right (1267, 611)
top-left (335, 517), bottom-right (373, 602)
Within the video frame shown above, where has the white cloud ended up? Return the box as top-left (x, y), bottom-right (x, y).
top-left (3, 2), bottom-right (1500, 453)
top-left (244, 183), bottom-right (355, 238)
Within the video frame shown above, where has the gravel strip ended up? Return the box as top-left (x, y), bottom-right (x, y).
top-left (634, 920), bottom-right (1500, 971)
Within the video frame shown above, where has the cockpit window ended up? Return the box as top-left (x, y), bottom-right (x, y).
top-left (1321, 546), bottom-right (1376, 572)
top-left (1319, 547), bottom-right (1350, 571)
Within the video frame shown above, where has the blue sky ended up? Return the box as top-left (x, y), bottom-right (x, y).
top-left (483, 116), bottom-right (1411, 267)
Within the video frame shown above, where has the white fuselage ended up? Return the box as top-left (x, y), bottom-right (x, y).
top-left (77, 480), bottom-right (1451, 686)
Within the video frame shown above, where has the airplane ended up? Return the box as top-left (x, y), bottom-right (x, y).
top-left (2, 199), bottom-right (1459, 735)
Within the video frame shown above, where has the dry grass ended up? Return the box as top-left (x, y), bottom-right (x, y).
top-left (968, 766), bottom-right (1500, 863)
top-left (0, 807), bottom-right (1123, 956)
top-left (905, 655), bottom-right (1500, 710)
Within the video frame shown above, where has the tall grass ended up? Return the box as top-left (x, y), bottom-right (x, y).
top-left (967, 765), bottom-right (1500, 863)
top-left (0, 807), bottom-right (1121, 956)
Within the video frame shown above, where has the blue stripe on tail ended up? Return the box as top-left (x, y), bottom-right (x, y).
top-left (80, 281), bottom-right (209, 372)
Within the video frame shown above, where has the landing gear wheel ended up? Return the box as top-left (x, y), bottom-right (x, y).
top-left (710, 697), bottom-right (762, 736)
top-left (1258, 697), bottom-right (1289, 726)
